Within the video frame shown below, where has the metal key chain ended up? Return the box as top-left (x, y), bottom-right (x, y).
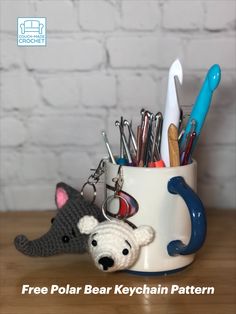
top-left (102, 166), bottom-right (129, 221)
top-left (80, 159), bottom-right (105, 204)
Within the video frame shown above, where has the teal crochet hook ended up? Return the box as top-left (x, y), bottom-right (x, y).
top-left (180, 64), bottom-right (221, 153)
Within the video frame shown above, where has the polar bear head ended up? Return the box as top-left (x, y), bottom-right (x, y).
top-left (77, 215), bottom-right (155, 272)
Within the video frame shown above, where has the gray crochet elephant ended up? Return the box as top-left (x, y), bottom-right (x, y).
top-left (14, 182), bottom-right (105, 257)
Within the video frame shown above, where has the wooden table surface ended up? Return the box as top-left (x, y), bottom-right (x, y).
top-left (0, 209), bottom-right (235, 314)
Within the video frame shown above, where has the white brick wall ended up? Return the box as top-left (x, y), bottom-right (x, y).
top-left (36, 0), bottom-right (78, 32)
top-left (185, 38), bottom-right (236, 70)
top-left (121, 1), bottom-right (160, 30)
top-left (204, 1), bottom-right (236, 30)
top-left (24, 38), bottom-right (104, 71)
top-left (28, 116), bottom-right (105, 146)
top-left (41, 75), bottom-right (81, 108)
top-left (1, 71), bottom-right (40, 110)
top-left (118, 74), bottom-right (158, 109)
top-left (0, 117), bottom-right (27, 146)
top-left (80, 73), bottom-right (116, 107)
top-left (163, 1), bottom-right (204, 30)
top-left (79, 0), bottom-right (118, 31)
top-left (0, 0), bottom-right (235, 211)
top-left (107, 36), bottom-right (183, 68)
top-left (0, 37), bottom-right (23, 69)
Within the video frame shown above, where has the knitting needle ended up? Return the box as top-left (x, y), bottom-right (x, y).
top-left (168, 124), bottom-right (180, 167)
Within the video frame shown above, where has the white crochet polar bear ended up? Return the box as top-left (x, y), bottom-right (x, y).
top-left (78, 215), bottom-right (155, 272)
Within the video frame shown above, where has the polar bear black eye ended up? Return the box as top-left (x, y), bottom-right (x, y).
top-left (122, 248), bottom-right (129, 255)
top-left (91, 240), bottom-right (97, 247)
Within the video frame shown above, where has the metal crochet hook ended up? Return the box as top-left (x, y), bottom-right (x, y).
top-left (180, 119), bottom-right (196, 155)
top-left (101, 131), bottom-right (116, 164)
top-left (140, 108), bottom-right (146, 128)
top-left (124, 120), bottom-right (137, 153)
top-left (115, 120), bottom-right (133, 165)
top-left (120, 116), bottom-right (124, 159)
top-left (136, 109), bottom-right (144, 165)
top-left (138, 110), bottom-right (153, 167)
top-left (115, 117), bottom-right (129, 165)
top-left (136, 108), bottom-right (146, 164)
top-left (144, 111), bottom-right (154, 166)
top-left (150, 112), bottom-right (163, 163)
top-left (182, 131), bottom-right (196, 165)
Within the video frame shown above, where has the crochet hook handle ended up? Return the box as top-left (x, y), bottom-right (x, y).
top-left (180, 64), bottom-right (221, 151)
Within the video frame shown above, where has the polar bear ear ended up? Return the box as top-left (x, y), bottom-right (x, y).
top-left (134, 225), bottom-right (155, 246)
top-left (77, 215), bottom-right (99, 234)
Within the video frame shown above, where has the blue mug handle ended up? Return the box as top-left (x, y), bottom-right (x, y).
top-left (167, 176), bottom-right (207, 256)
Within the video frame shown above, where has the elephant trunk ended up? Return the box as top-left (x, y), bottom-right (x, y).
top-left (14, 232), bottom-right (62, 257)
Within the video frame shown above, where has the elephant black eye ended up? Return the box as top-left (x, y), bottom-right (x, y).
top-left (91, 240), bottom-right (97, 247)
top-left (122, 248), bottom-right (129, 255)
top-left (62, 235), bottom-right (70, 243)
top-left (51, 217), bottom-right (55, 224)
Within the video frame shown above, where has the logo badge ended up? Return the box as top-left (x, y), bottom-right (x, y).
top-left (17, 17), bottom-right (47, 47)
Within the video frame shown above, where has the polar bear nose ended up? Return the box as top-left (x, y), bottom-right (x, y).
top-left (98, 256), bottom-right (114, 271)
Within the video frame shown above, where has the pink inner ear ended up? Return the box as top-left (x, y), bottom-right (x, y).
top-left (56, 187), bottom-right (69, 208)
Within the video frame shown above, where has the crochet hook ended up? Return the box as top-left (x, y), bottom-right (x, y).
top-left (124, 120), bottom-right (137, 153)
top-left (148, 112), bottom-right (165, 168)
top-left (160, 59), bottom-right (183, 167)
top-left (101, 131), bottom-right (116, 164)
top-left (136, 108), bottom-right (146, 165)
top-left (115, 120), bottom-right (133, 165)
top-left (179, 64), bottom-right (221, 153)
top-left (168, 124), bottom-right (180, 167)
top-left (138, 111), bottom-right (153, 167)
top-left (182, 131), bottom-right (197, 166)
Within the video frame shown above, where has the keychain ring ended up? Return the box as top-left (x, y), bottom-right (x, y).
top-left (80, 182), bottom-right (96, 204)
top-left (102, 194), bottom-right (129, 221)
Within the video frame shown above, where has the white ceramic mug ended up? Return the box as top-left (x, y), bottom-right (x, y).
top-left (104, 160), bottom-right (206, 275)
